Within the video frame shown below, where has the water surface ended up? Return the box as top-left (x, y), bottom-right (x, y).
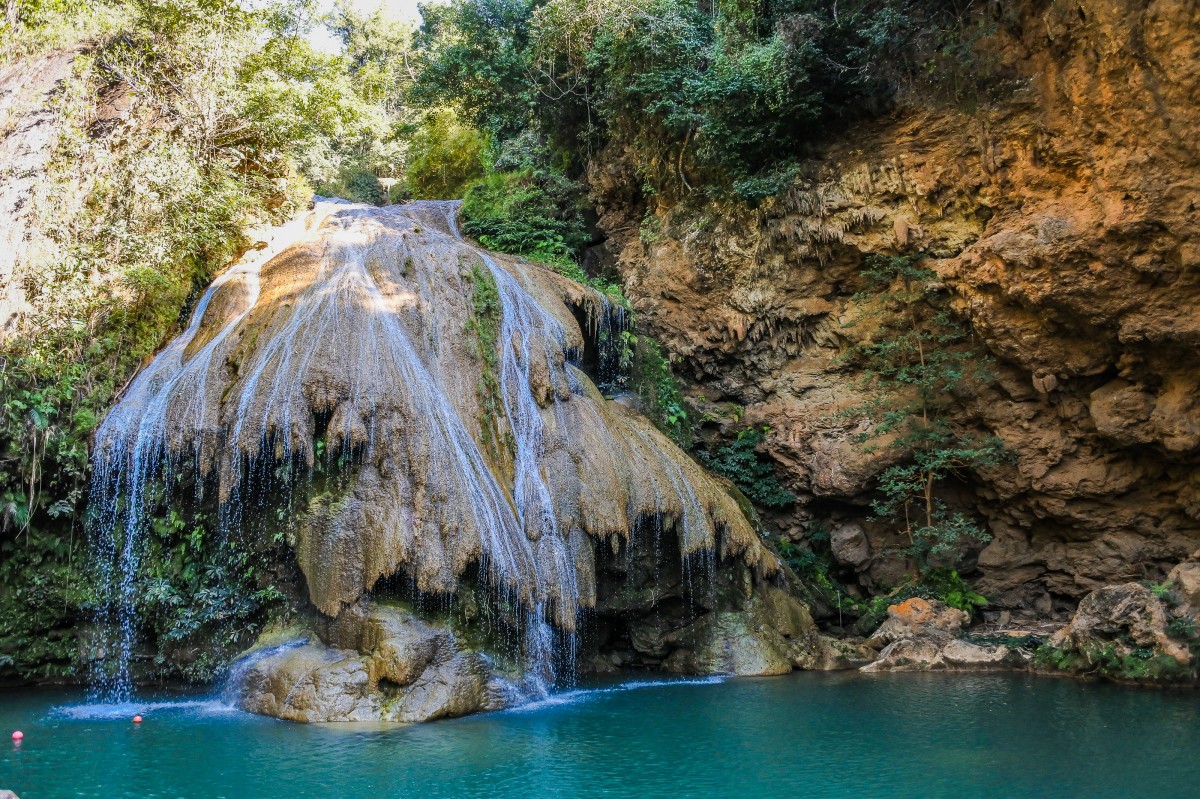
top-left (2, 672), bottom-right (1197, 798)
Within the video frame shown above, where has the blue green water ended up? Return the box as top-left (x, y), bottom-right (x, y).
top-left (1, 672), bottom-right (1198, 799)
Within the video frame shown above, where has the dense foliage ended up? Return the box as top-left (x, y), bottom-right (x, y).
top-left (0, 0), bottom-right (397, 681)
top-left (414, 0), bottom-right (1001, 203)
top-left (701, 427), bottom-right (795, 510)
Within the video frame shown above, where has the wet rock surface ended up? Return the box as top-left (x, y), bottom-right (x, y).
top-left (660, 585), bottom-right (825, 675)
top-left (238, 605), bottom-right (507, 723)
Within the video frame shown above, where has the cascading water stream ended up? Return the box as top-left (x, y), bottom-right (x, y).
top-left (86, 206), bottom-right (297, 701)
top-left (85, 199), bottom-right (772, 706)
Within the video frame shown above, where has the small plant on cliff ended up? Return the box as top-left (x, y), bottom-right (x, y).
top-left (701, 427), bottom-right (795, 510)
top-left (629, 335), bottom-right (690, 445)
top-left (843, 254), bottom-right (1006, 573)
top-left (465, 262), bottom-right (505, 456)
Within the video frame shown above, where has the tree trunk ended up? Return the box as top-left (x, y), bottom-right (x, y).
top-left (5, 0), bottom-right (19, 32)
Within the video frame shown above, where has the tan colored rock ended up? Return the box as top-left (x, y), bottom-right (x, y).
top-left (240, 644), bottom-right (378, 723)
top-left (830, 522), bottom-right (871, 570)
top-left (361, 607), bottom-right (441, 687)
top-left (803, 635), bottom-right (878, 671)
top-left (381, 651), bottom-right (493, 724)
top-left (862, 637), bottom-right (1018, 672)
top-left (1089, 380), bottom-right (1156, 446)
top-left (237, 604), bottom-right (506, 724)
top-left (857, 596), bottom-right (1028, 673)
top-left (1051, 583), bottom-right (1191, 666)
top-left (861, 637), bottom-right (945, 672)
top-left (1168, 560), bottom-right (1200, 609)
top-left (939, 639), bottom-right (1015, 669)
top-left (865, 598), bottom-right (969, 649)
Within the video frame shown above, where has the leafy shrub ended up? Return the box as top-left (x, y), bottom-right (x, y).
top-left (701, 427), bottom-right (795, 509)
top-left (1034, 642), bottom-right (1194, 683)
top-left (461, 167), bottom-right (589, 266)
top-left (842, 254), bottom-right (1006, 573)
top-left (405, 108), bottom-right (487, 199)
top-left (629, 335), bottom-right (690, 445)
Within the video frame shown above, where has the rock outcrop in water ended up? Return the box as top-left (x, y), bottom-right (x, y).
top-left (861, 598), bottom-right (1030, 674)
top-left (89, 198), bottom-right (787, 709)
top-left (238, 605), bottom-right (509, 723)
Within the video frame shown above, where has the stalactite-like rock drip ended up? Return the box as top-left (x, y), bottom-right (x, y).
top-left (93, 199), bottom-right (775, 634)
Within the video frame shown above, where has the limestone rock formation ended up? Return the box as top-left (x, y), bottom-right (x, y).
top-left (1048, 584), bottom-right (1193, 673)
top-left (865, 597), bottom-right (969, 648)
top-left (238, 605), bottom-right (507, 723)
top-left (1168, 552), bottom-right (1200, 610)
top-left (91, 198), bottom-right (787, 705)
top-left (861, 598), bottom-right (1028, 673)
top-left (587, 0), bottom-right (1200, 615)
top-left (93, 200), bottom-right (777, 630)
top-left (661, 584), bottom-right (854, 675)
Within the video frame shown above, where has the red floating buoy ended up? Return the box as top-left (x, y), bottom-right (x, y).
top-left (132, 715), bottom-right (143, 724)
top-left (11, 730), bottom-right (22, 741)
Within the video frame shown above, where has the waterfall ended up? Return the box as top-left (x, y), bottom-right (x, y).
top-left (86, 199), bottom-right (773, 702)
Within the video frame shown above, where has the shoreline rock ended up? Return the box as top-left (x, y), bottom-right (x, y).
top-left (236, 605), bottom-right (513, 724)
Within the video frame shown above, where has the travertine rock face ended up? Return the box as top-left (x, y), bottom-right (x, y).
top-left (87, 197), bottom-right (801, 709)
top-left (92, 199), bottom-right (777, 640)
top-left (589, 0), bottom-right (1200, 612)
top-left (238, 605), bottom-right (505, 723)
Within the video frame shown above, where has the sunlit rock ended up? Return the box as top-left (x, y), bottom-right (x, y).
top-left (90, 199), bottom-right (786, 709)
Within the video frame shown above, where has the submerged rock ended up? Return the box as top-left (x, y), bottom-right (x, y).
top-left (237, 605), bottom-right (506, 723)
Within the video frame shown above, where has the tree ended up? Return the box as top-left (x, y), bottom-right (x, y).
top-left (843, 254), bottom-right (1006, 572)
top-left (404, 107), bottom-right (486, 199)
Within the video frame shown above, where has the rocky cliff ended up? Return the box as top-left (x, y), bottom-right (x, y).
top-left (588, 0), bottom-right (1200, 619)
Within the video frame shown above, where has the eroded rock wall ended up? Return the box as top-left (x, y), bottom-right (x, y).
top-left (589, 0), bottom-right (1200, 613)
